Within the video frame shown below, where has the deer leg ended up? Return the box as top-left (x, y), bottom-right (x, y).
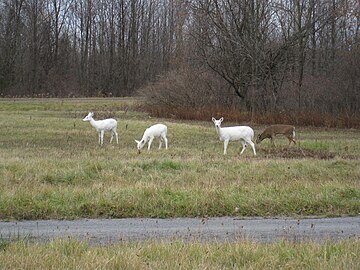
top-left (164, 136), bottom-right (168, 149)
top-left (286, 135), bottom-right (296, 145)
top-left (110, 131), bottom-right (114, 144)
top-left (100, 130), bottom-right (104, 145)
top-left (115, 131), bottom-right (119, 144)
top-left (148, 137), bottom-right (154, 150)
top-left (159, 137), bottom-right (163, 149)
top-left (271, 136), bottom-right (276, 147)
top-left (240, 141), bottom-right (247, 155)
top-left (98, 132), bottom-right (101, 145)
top-left (287, 136), bottom-right (292, 145)
top-left (247, 140), bottom-right (257, 156)
top-left (223, 139), bottom-right (229, 155)
top-left (110, 129), bottom-right (118, 144)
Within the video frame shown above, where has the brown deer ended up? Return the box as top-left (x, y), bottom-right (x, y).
top-left (256, 125), bottom-right (296, 146)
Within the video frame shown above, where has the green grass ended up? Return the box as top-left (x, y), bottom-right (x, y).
top-left (0, 99), bottom-right (359, 219)
top-left (0, 239), bottom-right (359, 269)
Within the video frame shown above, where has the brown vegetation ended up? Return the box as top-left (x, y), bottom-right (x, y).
top-left (137, 64), bottom-right (360, 128)
top-left (140, 104), bottom-right (360, 129)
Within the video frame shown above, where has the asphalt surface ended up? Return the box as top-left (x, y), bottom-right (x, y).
top-left (1, 217), bottom-right (359, 245)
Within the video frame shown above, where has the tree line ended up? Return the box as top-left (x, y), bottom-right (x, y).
top-left (0, 0), bottom-right (359, 114)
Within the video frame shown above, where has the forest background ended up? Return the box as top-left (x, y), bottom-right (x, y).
top-left (0, 0), bottom-right (359, 127)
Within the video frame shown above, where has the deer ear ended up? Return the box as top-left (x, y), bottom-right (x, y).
top-left (135, 140), bottom-right (140, 144)
top-left (212, 117), bottom-right (216, 123)
top-left (220, 117), bottom-right (224, 122)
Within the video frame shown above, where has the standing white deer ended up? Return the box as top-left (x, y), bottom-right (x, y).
top-left (212, 117), bottom-right (256, 156)
top-left (83, 112), bottom-right (118, 145)
top-left (135, 124), bottom-right (168, 153)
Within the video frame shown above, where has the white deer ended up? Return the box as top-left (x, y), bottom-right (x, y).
top-left (83, 112), bottom-right (118, 145)
top-left (135, 124), bottom-right (168, 153)
top-left (212, 117), bottom-right (256, 156)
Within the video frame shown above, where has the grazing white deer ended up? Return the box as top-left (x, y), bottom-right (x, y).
top-left (256, 125), bottom-right (296, 145)
top-left (135, 124), bottom-right (168, 153)
top-left (212, 117), bottom-right (256, 156)
top-left (83, 112), bottom-right (118, 145)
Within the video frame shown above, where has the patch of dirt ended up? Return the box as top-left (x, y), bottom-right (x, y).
top-left (259, 147), bottom-right (336, 159)
top-left (341, 154), bottom-right (360, 160)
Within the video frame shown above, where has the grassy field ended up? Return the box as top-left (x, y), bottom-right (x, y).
top-left (0, 99), bottom-right (359, 269)
top-left (0, 239), bottom-right (359, 269)
top-left (0, 99), bottom-right (359, 220)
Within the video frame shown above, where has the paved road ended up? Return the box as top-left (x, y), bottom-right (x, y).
top-left (1, 217), bottom-right (359, 244)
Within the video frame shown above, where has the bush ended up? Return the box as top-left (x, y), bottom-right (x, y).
top-left (137, 66), bottom-right (360, 128)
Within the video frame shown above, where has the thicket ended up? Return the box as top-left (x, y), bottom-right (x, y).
top-left (138, 64), bottom-right (360, 128)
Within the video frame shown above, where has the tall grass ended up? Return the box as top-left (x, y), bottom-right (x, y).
top-left (0, 100), bottom-right (359, 219)
top-left (0, 239), bottom-right (359, 269)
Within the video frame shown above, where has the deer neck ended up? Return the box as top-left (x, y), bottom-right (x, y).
top-left (216, 126), bottom-right (224, 139)
top-left (140, 134), bottom-right (148, 143)
top-left (89, 118), bottom-right (99, 129)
